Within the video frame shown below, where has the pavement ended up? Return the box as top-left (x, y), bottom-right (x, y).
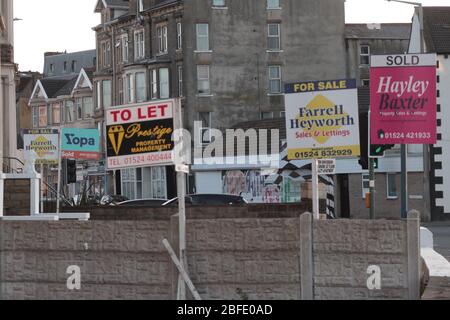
top-left (422, 223), bottom-right (450, 261)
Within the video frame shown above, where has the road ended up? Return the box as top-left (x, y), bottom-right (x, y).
top-left (423, 223), bottom-right (450, 260)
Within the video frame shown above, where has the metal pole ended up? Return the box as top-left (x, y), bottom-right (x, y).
top-left (40, 163), bottom-right (44, 213)
top-left (369, 158), bottom-right (375, 219)
top-left (56, 133), bottom-right (62, 214)
top-left (312, 159), bottom-right (320, 220)
top-left (401, 144), bottom-right (408, 218)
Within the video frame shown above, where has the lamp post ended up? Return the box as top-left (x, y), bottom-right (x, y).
top-left (386, 0), bottom-right (426, 219)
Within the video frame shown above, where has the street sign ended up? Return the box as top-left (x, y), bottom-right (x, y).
top-left (23, 129), bottom-right (59, 165)
top-left (370, 53), bottom-right (437, 145)
top-left (61, 128), bottom-right (100, 160)
top-left (317, 159), bottom-right (336, 175)
top-left (285, 79), bottom-right (361, 160)
top-left (105, 100), bottom-right (176, 170)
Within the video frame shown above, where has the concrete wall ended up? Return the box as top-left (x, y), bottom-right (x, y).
top-left (0, 206), bottom-right (420, 300)
top-left (347, 172), bottom-right (427, 221)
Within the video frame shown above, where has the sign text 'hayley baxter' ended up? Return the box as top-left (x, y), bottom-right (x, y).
top-left (370, 54), bottom-right (437, 145)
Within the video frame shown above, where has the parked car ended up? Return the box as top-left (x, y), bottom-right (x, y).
top-left (116, 199), bottom-right (168, 207)
top-left (162, 194), bottom-right (248, 207)
top-left (100, 195), bottom-right (129, 206)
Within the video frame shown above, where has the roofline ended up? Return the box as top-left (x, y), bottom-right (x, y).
top-left (71, 68), bottom-right (93, 96)
top-left (28, 80), bottom-right (48, 106)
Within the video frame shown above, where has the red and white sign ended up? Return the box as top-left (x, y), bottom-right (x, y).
top-left (105, 100), bottom-right (177, 170)
top-left (370, 54), bottom-right (437, 145)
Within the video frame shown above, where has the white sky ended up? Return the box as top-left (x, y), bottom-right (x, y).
top-left (14, 0), bottom-right (450, 72)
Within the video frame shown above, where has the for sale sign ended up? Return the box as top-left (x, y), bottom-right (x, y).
top-left (105, 100), bottom-right (176, 170)
top-left (23, 129), bottom-right (59, 165)
top-left (370, 54), bottom-right (437, 144)
top-left (285, 79), bottom-right (360, 160)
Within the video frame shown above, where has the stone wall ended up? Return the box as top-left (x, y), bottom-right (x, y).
top-left (0, 206), bottom-right (419, 300)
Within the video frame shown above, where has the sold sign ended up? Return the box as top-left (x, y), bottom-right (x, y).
top-left (370, 53), bottom-right (437, 145)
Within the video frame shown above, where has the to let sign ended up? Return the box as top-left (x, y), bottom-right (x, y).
top-left (105, 100), bottom-right (176, 170)
top-left (370, 54), bottom-right (437, 145)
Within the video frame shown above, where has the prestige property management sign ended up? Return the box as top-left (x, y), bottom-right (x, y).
top-left (105, 100), bottom-right (175, 170)
top-left (284, 79), bottom-right (360, 160)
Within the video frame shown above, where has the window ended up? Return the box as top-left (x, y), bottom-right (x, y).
top-left (134, 30), bottom-right (145, 60)
top-left (261, 112), bottom-right (274, 120)
top-left (177, 22), bottom-right (182, 50)
top-left (150, 69), bottom-right (158, 100)
top-left (360, 45), bottom-right (370, 65)
top-left (268, 24), bottom-right (281, 51)
top-left (387, 174), bottom-right (398, 199)
top-left (362, 79), bottom-right (370, 87)
top-left (135, 72), bottom-right (147, 102)
top-left (118, 77), bottom-right (124, 105)
top-left (66, 101), bottom-right (74, 123)
top-left (52, 103), bottom-right (61, 125)
top-left (76, 98), bottom-right (83, 120)
top-left (267, 0), bottom-right (280, 8)
top-left (138, 0), bottom-right (144, 12)
top-left (212, 0), bottom-right (225, 6)
top-left (103, 80), bottom-right (112, 108)
top-left (199, 112), bottom-right (212, 144)
top-left (159, 68), bottom-right (169, 99)
top-left (121, 34), bottom-right (129, 62)
top-left (32, 107), bottom-right (39, 128)
top-left (268, 66), bottom-right (282, 94)
top-left (150, 167), bottom-right (167, 199)
top-left (197, 65), bottom-right (210, 95)
top-left (362, 174), bottom-right (370, 199)
top-left (196, 23), bottom-right (209, 51)
top-left (121, 168), bottom-right (142, 200)
top-left (47, 105), bottom-right (53, 125)
top-left (126, 74), bottom-right (134, 103)
top-left (71, 60), bottom-right (77, 73)
top-left (63, 61), bottom-right (67, 73)
top-left (157, 25), bottom-right (168, 54)
top-left (39, 106), bottom-right (47, 127)
top-left (178, 65), bottom-right (183, 97)
top-left (96, 82), bottom-right (101, 109)
top-left (101, 41), bottom-right (111, 67)
top-left (49, 64), bottom-right (54, 74)
top-left (83, 97), bottom-right (93, 119)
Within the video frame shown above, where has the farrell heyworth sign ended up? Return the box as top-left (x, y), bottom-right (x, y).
top-left (106, 100), bottom-right (175, 170)
top-left (23, 129), bottom-right (59, 165)
top-left (285, 79), bottom-right (360, 160)
top-left (370, 54), bottom-right (437, 145)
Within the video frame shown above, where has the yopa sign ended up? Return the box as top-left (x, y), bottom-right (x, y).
top-left (105, 100), bottom-right (176, 170)
top-left (23, 129), bottom-right (59, 165)
top-left (61, 128), bottom-right (100, 160)
top-left (370, 54), bottom-right (437, 144)
top-left (284, 79), bottom-right (360, 160)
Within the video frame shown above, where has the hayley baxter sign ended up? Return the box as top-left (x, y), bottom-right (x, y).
top-left (106, 100), bottom-right (175, 170)
top-left (284, 79), bottom-right (360, 160)
top-left (370, 54), bottom-right (437, 145)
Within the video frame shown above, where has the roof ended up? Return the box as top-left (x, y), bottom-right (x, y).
top-left (40, 76), bottom-right (77, 99)
top-left (95, 0), bottom-right (129, 12)
top-left (345, 23), bottom-right (411, 40)
top-left (43, 49), bottom-right (96, 77)
top-left (423, 7), bottom-right (450, 54)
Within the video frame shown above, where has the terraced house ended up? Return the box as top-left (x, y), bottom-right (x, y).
top-left (93, 0), bottom-right (347, 201)
top-left (28, 50), bottom-right (102, 202)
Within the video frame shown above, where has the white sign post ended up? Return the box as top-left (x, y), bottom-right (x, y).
top-left (284, 79), bottom-right (360, 219)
